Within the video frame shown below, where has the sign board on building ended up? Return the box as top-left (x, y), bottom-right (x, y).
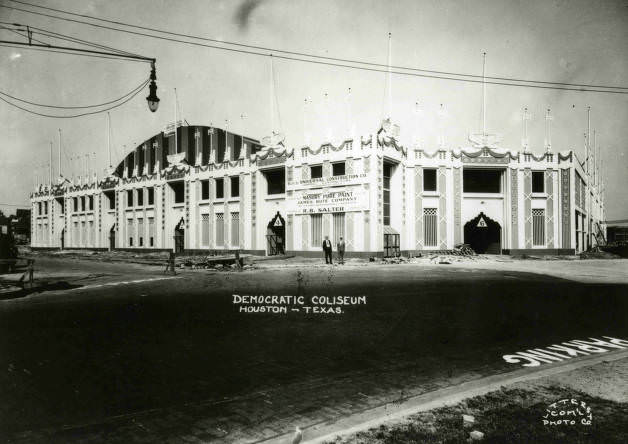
top-left (477, 217), bottom-right (487, 228)
top-left (257, 153), bottom-right (286, 167)
top-left (286, 187), bottom-right (369, 214)
top-left (288, 173), bottom-right (367, 190)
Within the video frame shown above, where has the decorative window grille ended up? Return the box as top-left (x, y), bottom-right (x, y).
top-left (424, 208), bottom-right (438, 247)
top-left (310, 214), bottom-right (322, 247)
top-left (137, 218), bottom-right (144, 247)
top-left (532, 209), bottom-right (546, 246)
top-left (148, 217), bottom-right (155, 247)
top-left (127, 219), bottom-right (134, 247)
top-left (215, 213), bottom-right (224, 246)
top-left (231, 212), bottom-right (240, 246)
top-left (201, 214), bottom-right (209, 246)
top-left (333, 212), bottom-right (345, 245)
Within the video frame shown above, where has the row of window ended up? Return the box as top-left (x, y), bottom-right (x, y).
top-left (419, 169), bottom-right (546, 193)
top-left (72, 196), bottom-right (94, 213)
top-left (127, 188), bottom-right (155, 207)
top-left (127, 217), bottom-right (155, 247)
top-left (201, 177), bottom-right (240, 200)
top-left (200, 212), bottom-right (240, 246)
top-left (309, 213), bottom-right (345, 247)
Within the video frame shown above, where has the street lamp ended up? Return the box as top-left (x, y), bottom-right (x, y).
top-left (146, 60), bottom-right (160, 112)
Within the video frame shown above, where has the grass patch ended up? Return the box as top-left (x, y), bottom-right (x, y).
top-left (328, 386), bottom-right (628, 443)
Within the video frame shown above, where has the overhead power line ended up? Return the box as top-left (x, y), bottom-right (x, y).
top-left (0, 78), bottom-right (149, 118)
top-left (0, 77), bottom-right (151, 109)
top-left (3, 0), bottom-right (628, 92)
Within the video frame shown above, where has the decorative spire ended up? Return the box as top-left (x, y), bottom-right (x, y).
top-left (522, 107), bottom-right (531, 152)
top-left (544, 107), bottom-right (553, 153)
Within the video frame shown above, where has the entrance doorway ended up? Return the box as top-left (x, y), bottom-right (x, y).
top-left (266, 212), bottom-right (285, 255)
top-left (60, 228), bottom-right (65, 250)
top-left (109, 225), bottom-right (115, 251)
top-left (174, 218), bottom-right (185, 254)
top-left (464, 212), bottom-right (501, 254)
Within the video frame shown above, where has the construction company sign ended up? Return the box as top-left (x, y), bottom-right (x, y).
top-left (286, 187), bottom-right (369, 214)
top-left (287, 173), bottom-right (367, 190)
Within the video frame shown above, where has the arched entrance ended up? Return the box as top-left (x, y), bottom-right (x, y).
top-left (266, 212), bottom-right (285, 255)
top-left (464, 212), bottom-right (502, 254)
top-left (174, 218), bottom-right (185, 254)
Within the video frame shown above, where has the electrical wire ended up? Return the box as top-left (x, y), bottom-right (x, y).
top-left (3, 5), bottom-right (627, 95)
top-left (0, 42), bottom-right (145, 62)
top-left (0, 77), bottom-right (152, 109)
top-left (5, 0), bottom-right (628, 91)
top-left (0, 78), bottom-right (149, 118)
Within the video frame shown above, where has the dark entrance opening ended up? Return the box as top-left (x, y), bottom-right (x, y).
top-left (60, 228), bottom-right (64, 250)
top-left (174, 218), bottom-right (185, 254)
top-left (109, 225), bottom-right (115, 251)
top-left (266, 211), bottom-right (285, 255)
top-left (464, 212), bottom-right (502, 254)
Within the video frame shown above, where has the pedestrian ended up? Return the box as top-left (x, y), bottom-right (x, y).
top-left (322, 235), bottom-right (333, 264)
top-left (337, 236), bottom-right (346, 264)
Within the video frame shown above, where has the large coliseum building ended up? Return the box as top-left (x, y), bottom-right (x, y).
top-left (30, 120), bottom-right (606, 256)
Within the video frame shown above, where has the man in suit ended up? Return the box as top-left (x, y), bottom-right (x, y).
top-left (322, 235), bottom-right (333, 264)
top-left (337, 236), bottom-right (346, 264)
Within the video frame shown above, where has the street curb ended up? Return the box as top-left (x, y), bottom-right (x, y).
top-left (261, 349), bottom-right (628, 444)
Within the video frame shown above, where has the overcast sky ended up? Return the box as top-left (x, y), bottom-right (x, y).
top-left (1, 0), bottom-right (627, 219)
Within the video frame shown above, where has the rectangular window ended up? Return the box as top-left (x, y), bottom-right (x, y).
top-left (147, 188), bottom-right (154, 205)
top-left (127, 219), bottom-right (134, 247)
top-left (148, 217), bottom-right (154, 247)
top-left (127, 190), bottom-right (134, 207)
top-left (265, 168), bottom-right (285, 195)
top-left (311, 214), bottom-right (322, 247)
top-left (532, 209), bottom-right (545, 246)
top-left (150, 143), bottom-right (156, 173)
top-left (88, 221), bottom-right (94, 246)
top-left (44, 202), bottom-right (48, 215)
top-left (73, 222), bottom-right (78, 246)
top-left (138, 218), bottom-right (144, 247)
top-left (332, 162), bottom-right (346, 176)
top-left (423, 169), bottom-right (437, 192)
top-left (232, 135), bottom-right (242, 160)
top-left (217, 130), bottom-right (226, 163)
top-left (532, 171), bottom-right (545, 193)
top-left (171, 181), bottom-right (184, 203)
top-left (231, 176), bottom-right (240, 198)
top-left (423, 208), bottom-right (438, 247)
top-left (463, 169), bottom-right (502, 193)
top-left (383, 163), bottom-right (393, 226)
top-left (127, 152), bottom-right (135, 177)
top-left (38, 202), bottom-right (42, 215)
top-left (310, 165), bottom-right (323, 179)
top-left (73, 197), bottom-right (78, 212)
top-left (80, 196), bottom-right (85, 212)
top-left (88, 196), bottom-right (93, 211)
top-left (81, 221), bottom-right (85, 246)
top-left (231, 212), bottom-right (240, 246)
top-left (137, 189), bottom-right (144, 206)
top-left (201, 180), bottom-right (210, 200)
top-left (333, 212), bottom-right (345, 245)
top-left (105, 191), bottom-right (115, 209)
top-left (215, 213), bottom-right (224, 246)
top-left (215, 178), bottom-right (224, 199)
top-left (138, 148), bottom-right (144, 177)
top-left (201, 214), bottom-right (209, 246)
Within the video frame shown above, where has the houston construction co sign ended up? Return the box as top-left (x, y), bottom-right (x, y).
top-left (287, 187), bottom-right (369, 214)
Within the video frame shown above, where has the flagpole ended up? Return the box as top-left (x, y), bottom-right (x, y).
top-left (58, 129), bottom-right (62, 179)
top-left (482, 52), bottom-right (487, 136)
top-left (174, 88), bottom-right (178, 154)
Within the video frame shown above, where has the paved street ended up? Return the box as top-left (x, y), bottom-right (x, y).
top-left (1, 258), bottom-right (627, 443)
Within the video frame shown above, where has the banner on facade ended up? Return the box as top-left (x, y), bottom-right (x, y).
top-left (286, 187), bottom-right (369, 214)
top-left (287, 173), bottom-right (367, 190)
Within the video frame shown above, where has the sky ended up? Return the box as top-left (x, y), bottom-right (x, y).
top-left (1, 0), bottom-right (627, 219)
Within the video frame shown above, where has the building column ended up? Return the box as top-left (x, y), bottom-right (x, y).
top-left (510, 168), bottom-right (519, 249)
top-left (438, 166), bottom-right (447, 250)
top-left (523, 168), bottom-right (532, 249)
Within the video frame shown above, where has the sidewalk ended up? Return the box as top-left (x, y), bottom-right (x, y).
top-left (278, 350), bottom-right (628, 444)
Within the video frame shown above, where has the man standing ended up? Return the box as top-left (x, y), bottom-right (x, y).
top-left (322, 235), bottom-right (333, 264)
top-left (337, 236), bottom-right (346, 264)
